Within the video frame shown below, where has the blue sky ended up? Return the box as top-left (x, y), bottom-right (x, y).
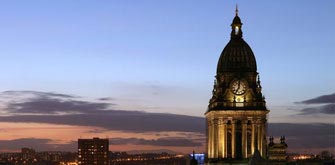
top-left (0, 0), bottom-right (334, 118)
top-left (0, 0), bottom-right (333, 154)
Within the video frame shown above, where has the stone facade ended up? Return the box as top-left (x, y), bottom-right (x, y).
top-left (205, 8), bottom-right (269, 163)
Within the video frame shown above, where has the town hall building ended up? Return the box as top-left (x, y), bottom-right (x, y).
top-left (205, 7), bottom-right (270, 163)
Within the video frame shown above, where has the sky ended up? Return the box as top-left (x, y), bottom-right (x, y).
top-left (0, 0), bottom-right (334, 154)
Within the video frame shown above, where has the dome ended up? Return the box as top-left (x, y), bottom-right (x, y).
top-left (232, 15), bottom-right (242, 25)
top-left (216, 12), bottom-right (257, 74)
top-left (217, 38), bottom-right (257, 73)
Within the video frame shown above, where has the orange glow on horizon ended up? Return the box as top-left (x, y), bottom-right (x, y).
top-left (0, 122), bottom-right (205, 154)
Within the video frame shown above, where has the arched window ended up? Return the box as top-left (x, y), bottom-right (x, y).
top-left (235, 26), bottom-right (239, 35)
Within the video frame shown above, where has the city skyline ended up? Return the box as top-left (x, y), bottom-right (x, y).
top-left (0, 1), bottom-right (334, 154)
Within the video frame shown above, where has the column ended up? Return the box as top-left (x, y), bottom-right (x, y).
top-left (251, 120), bottom-right (256, 155)
top-left (207, 119), bottom-right (212, 158)
top-left (213, 119), bottom-right (218, 158)
top-left (218, 118), bottom-right (223, 158)
top-left (260, 120), bottom-right (266, 157)
top-left (257, 123), bottom-right (262, 154)
top-left (231, 120), bottom-right (236, 158)
top-left (242, 120), bottom-right (247, 158)
top-left (223, 121), bottom-right (227, 158)
top-left (211, 119), bottom-right (215, 158)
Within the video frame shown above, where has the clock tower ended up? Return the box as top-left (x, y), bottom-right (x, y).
top-left (205, 8), bottom-right (269, 162)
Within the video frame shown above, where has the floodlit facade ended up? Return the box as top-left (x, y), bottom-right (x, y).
top-left (205, 7), bottom-right (269, 162)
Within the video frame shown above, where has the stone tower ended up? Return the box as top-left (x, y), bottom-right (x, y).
top-left (205, 7), bottom-right (269, 162)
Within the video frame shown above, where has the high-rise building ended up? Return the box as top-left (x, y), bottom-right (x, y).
top-left (78, 137), bottom-right (109, 165)
top-left (205, 7), bottom-right (269, 162)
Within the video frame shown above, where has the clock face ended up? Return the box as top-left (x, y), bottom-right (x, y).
top-left (231, 80), bottom-right (247, 95)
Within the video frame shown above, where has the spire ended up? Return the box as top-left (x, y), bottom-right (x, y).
top-left (235, 4), bottom-right (239, 16)
top-left (231, 6), bottom-right (243, 38)
top-left (190, 150), bottom-right (198, 165)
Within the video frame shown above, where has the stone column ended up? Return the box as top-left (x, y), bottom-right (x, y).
top-left (211, 119), bottom-right (215, 158)
top-left (218, 118), bottom-right (223, 158)
top-left (207, 119), bottom-right (211, 158)
top-left (257, 122), bottom-right (262, 154)
top-left (223, 120), bottom-right (227, 158)
top-left (251, 120), bottom-right (256, 155)
top-left (231, 120), bottom-right (236, 158)
top-left (208, 119), bottom-right (212, 158)
top-left (261, 124), bottom-right (265, 156)
top-left (213, 119), bottom-right (218, 158)
top-left (260, 119), bottom-right (266, 157)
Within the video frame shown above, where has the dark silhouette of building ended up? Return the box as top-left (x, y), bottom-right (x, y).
top-left (268, 136), bottom-right (288, 162)
top-left (190, 150), bottom-right (198, 165)
top-left (205, 6), bottom-right (269, 163)
top-left (78, 137), bottom-right (109, 165)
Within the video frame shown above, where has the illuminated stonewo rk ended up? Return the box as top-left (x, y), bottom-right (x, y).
top-left (205, 8), bottom-right (269, 162)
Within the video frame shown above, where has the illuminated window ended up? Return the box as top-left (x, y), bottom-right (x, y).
top-left (235, 26), bottom-right (239, 35)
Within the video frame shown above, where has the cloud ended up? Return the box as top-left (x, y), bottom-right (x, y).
top-left (0, 91), bottom-right (205, 133)
top-left (0, 112), bottom-right (205, 133)
top-left (7, 97), bottom-right (111, 115)
top-left (2, 91), bottom-right (112, 115)
top-left (293, 93), bottom-right (335, 115)
top-left (299, 93), bottom-right (335, 104)
top-left (2, 90), bottom-right (77, 99)
top-left (0, 123), bottom-right (332, 153)
top-left (268, 123), bottom-right (334, 150)
top-left (97, 97), bottom-right (114, 101)
top-left (268, 123), bottom-right (333, 136)
top-left (0, 91), bottom-right (334, 153)
top-left (110, 137), bottom-right (202, 147)
top-left (0, 138), bottom-right (76, 152)
top-left (299, 104), bottom-right (335, 115)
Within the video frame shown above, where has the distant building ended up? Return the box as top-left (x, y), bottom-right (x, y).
top-left (189, 151), bottom-right (199, 165)
top-left (268, 136), bottom-right (288, 162)
top-left (21, 148), bottom-right (36, 161)
top-left (78, 137), bottom-right (109, 165)
top-left (189, 151), bottom-right (205, 165)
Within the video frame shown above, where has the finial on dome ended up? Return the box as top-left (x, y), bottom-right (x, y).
top-left (257, 75), bottom-right (261, 84)
top-left (235, 4), bottom-right (238, 16)
top-left (231, 5), bottom-right (242, 38)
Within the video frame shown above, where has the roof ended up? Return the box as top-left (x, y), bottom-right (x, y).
top-left (216, 13), bottom-right (257, 74)
top-left (217, 38), bottom-right (257, 73)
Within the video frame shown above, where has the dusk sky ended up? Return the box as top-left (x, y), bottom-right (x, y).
top-left (0, 1), bottom-right (334, 154)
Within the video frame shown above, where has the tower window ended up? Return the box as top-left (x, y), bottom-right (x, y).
top-left (235, 26), bottom-right (239, 35)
